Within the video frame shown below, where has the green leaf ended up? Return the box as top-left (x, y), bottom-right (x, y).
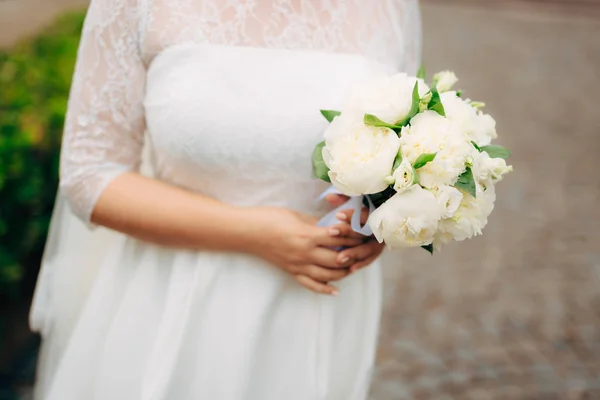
top-left (469, 101), bottom-right (486, 110)
top-left (480, 145), bottom-right (512, 159)
top-left (392, 151), bottom-right (403, 171)
top-left (0, 263), bottom-right (22, 283)
top-left (410, 81), bottom-right (421, 111)
top-left (412, 152), bottom-right (437, 169)
top-left (421, 244), bottom-right (434, 254)
top-left (0, 11), bottom-right (87, 299)
top-left (471, 141), bottom-right (482, 152)
top-left (419, 90), bottom-right (433, 112)
top-left (396, 81), bottom-right (421, 126)
top-left (319, 109), bottom-right (341, 123)
top-left (311, 141), bottom-right (331, 182)
top-left (428, 86), bottom-right (446, 117)
top-left (412, 165), bottom-right (419, 185)
top-left (454, 166), bottom-right (476, 198)
top-left (456, 90), bottom-right (463, 98)
top-left (363, 114), bottom-right (403, 131)
top-left (417, 65), bottom-right (426, 80)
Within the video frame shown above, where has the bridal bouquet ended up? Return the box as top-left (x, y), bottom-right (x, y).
top-left (312, 69), bottom-right (512, 253)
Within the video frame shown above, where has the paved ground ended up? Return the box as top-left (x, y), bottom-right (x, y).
top-left (374, 3), bottom-right (600, 399)
top-left (2, 1), bottom-right (600, 399)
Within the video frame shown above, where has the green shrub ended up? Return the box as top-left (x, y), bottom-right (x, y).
top-left (0, 11), bottom-right (86, 300)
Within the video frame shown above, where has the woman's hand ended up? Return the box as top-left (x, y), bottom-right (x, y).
top-left (246, 207), bottom-right (365, 295)
top-left (325, 194), bottom-right (386, 273)
top-left (91, 174), bottom-right (381, 287)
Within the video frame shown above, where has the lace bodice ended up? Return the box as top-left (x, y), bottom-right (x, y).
top-left (59, 0), bottom-right (422, 224)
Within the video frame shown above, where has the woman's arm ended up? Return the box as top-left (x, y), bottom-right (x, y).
top-left (92, 172), bottom-right (255, 251)
top-left (92, 172), bottom-right (364, 294)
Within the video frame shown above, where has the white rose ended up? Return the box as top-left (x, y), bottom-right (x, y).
top-left (391, 158), bottom-right (416, 193)
top-left (344, 73), bottom-right (430, 125)
top-left (433, 70), bottom-right (458, 92)
top-left (473, 151), bottom-right (513, 183)
top-left (438, 180), bottom-right (496, 242)
top-left (323, 114), bottom-right (401, 196)
top-left (368, 186), bottom-right (442, 248)
top-left (433, 185), bottom-right (463, 219)
top-left (400, 111), bottom-right (472, 188)
top-left (440, 91), bottom-right (498, 146)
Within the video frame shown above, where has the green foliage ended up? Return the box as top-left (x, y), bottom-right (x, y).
top-left (363, 113), bottom-right (403, 131)
top-left (481, 144), bottom-right (512, 159)
top-left (455, 166), bottom-right (477, 198)
top-left (366, 187), bottom-right (396, 209)
top-left (311, 141), bottom-right (330, 182)
top-left (392, 151), bottom-right (403, 171)
top-left (319, 109), bottom-right (341, 123)
top-left (428, 86), bottom-right (446, 117)
top-left (396, 81), bottom-right (421, 127)
top-left (421, 243), bottom-right (434, 255)
top-left (0, 12), bottom-right (85, 300)
top-left (412, 152), bottom-right (437, 169)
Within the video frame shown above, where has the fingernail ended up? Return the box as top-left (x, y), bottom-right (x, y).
top-left (340, 256), bottom-right (350, 264)
top-left (336, 212), bottom-right (347, 221)
top-left (329, 228), bottom-right (341, 236)
top-left (331, 290), bottom-right (339, 296)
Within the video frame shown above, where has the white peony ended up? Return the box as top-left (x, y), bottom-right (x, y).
top-left (343, 73), bottom-right (430, 125)
top-left (433, 70), bottom-right (458, 92)
top-left (323, 111), bottom-right (355, 143)
top-left (473, 151), bottom-right (513, 183)
top-left (322, 114), bottom-right (401, 196)
top-left (400, 111), bottom-right (472, 189)
top-left (440, 91), bottom-right (498, 146)
top-left (433, 185), bottom-right (463, 219)
top-left (432, 231), bottom-right (454, 252)
top-left (391, 158), bottom-right (416, 193)
top-left (368, 185), bottom-right (442, 248)
top-left (438, 180), bottom-right (496, 242)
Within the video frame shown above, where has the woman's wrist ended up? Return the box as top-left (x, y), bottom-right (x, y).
top-left (223, 206), bottom-right (270, 256)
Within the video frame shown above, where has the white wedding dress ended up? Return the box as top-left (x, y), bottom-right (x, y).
top-left (29, 1), bottom-right (421, 399)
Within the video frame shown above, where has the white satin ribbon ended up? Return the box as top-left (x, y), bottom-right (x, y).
top-left (317, 186), bottom-right (375, 236)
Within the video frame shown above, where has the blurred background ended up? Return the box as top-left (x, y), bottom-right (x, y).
top-left (0, 0), bottom-right (599, 399)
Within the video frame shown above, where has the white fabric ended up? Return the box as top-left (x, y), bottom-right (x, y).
top-left (30, 0), bottom-right (421, 399)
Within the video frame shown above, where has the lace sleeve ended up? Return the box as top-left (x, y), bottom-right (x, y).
top-left (59, 0), bottom-right (145, 226)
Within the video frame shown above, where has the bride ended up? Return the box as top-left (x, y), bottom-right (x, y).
top-left (29, 0), bottom-right (422, 399)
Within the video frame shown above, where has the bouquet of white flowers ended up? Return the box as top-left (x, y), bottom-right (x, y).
top-left (312, 69), bottom-right (513, 253)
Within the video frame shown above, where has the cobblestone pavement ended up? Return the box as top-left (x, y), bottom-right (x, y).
top-left (2, 1), bottom-right (600, 400)
top-left (373, 3), bottom-right (600, 399)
